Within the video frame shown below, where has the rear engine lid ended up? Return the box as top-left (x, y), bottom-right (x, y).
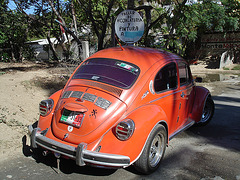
top-left (51, 86), bottom-right (126, 145)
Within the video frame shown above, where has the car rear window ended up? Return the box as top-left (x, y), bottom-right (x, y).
top-left (72, 58), bottom-right (140, 89)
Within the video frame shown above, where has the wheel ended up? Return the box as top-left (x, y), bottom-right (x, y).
top-left (134, 124), bottom-right (167, 174)
top-left (196, 96), bottom-right (215, 126)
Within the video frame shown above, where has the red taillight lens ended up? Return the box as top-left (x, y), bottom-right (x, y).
top-left (39, 99), bottom-right (54, 116)
top-left (115, 119), bottom-right (135, 141)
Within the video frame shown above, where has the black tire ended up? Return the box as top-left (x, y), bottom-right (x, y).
top-left (196, 96), bottom-right (215, 126)
top-left (134, 124), bottom-right (167, 174)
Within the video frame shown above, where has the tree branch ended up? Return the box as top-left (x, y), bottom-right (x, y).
top-left (76, 0), bottom-right (102, 38)
top-left (46, 0), bottom-right (66, 26)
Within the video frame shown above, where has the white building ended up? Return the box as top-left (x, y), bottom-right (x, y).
top-left (27, 38), bottom-right (89, 61)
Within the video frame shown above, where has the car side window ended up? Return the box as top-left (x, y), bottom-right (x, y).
top-left (154, 62), bottom-right (178, 92)
top-left (178, 62), bottom-right (192, 86)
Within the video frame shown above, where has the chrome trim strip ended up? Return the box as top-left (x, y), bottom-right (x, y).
top-left (95, 97), bottom-right (112, 110)
top-left (83, 150), bottom-right (130, 167)
top-left (150, 85), bottom-right (193, 104)
top-left (149, 91), bottom-right (180, 103)
top-left (82, 93), bottom-right (97, 102)
top-left (62, 91), bottom-right (73, 99)
top-left (28, 125), bottom-right (34, 134)
top-left (169, 119), bottom-right (195, 140)
top-left (71, 91), bottom-right (84, 98)
top-left (35, 132), bottom-right (76, 158)
top-left (76, 143), bottom-right (86, 166)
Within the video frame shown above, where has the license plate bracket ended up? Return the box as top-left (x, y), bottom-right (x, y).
top-left (60, 109), bottom-right (84, 128)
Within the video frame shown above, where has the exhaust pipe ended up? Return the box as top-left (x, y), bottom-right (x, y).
top-left (42, 150), bottom-right (49, 156)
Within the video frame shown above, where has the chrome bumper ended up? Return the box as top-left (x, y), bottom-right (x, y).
top-left (28, 126), bottom-right (130, 168)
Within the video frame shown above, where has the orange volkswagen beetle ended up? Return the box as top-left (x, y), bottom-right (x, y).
top-left (29, 46), bottom-right (214, 174)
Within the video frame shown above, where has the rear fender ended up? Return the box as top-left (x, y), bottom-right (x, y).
top-left (97, 104), bottom-right (168, 164)
top-left (190, 86), bottom-right (210, 123)
top-left (37, 90), bottom-right (62, 131)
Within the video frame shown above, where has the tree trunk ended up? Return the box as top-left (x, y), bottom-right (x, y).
top-left (9, 40), bottom-right (16, 62)
top-left (99, 0), bottom-right (115, 50)
top-left (111, 16), bottom-right (116, 47)
top-left (47, 32), bottom-right (59, 61)
top-left (19, 46), bottom-right (23, 63)
top-left (98, 34), bottom-right (104, 50)
top-left (76, 0), bottom-right (115, 51)
top-left (47, 0), bottom-right (66, 26)
top-left (135, 5), bottom-right (153, 46)
top-left (71, 1), bottom-right (78, 33)
top-left (48, 0), bottom-right (81, 45)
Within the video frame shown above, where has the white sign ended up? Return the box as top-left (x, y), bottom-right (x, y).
top-left (201, 32), bottom-right (240, 50)
top-left (115, 10), bottom-right (144, 43)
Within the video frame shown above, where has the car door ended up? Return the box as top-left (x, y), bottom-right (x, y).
top-left (177, 61), bottom-right (195, 128)
top-left (152, 62), bottom-right (180, 135)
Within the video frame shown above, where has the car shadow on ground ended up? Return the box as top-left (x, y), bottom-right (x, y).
top-left (22, 125), bottom-right (120, 176)
top-left (22, 136), bottom-right (118, 176)
top-left (187, 95), bottom-right (240, 151)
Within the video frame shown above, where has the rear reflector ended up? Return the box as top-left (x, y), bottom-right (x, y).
top-left (39, 99), bottom-right (54, 116)
top-left (115, 119), bottom-right (135, 141)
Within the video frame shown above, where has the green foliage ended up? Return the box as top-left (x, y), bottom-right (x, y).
top-left (232, 65), bottom-right (240, 70)
top-left (1, 0), bottom-right (239, 62)
top-left (73, 0), bottom-right (127, 49)
top-left (196, 0), bottom-right (239, 32)
top-left (0, 52), bottom-right (10, 62)
top-left (0, 0), bottom-right (8, 44)
top-left (147, 0), bottom-right (240, 57)
top-left (1, 4), bottom-right (28, 61)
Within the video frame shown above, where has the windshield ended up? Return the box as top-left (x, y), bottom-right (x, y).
top-left (72, 58), bottom-right (140, 89)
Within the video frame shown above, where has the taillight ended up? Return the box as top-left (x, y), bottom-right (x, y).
top-left (115, 119), bottom-right (135, 141)
top-left (39, 99), bottom-right (54, 116)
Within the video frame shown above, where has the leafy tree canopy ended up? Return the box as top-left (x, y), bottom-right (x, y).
top-left (1, 0), bottom-right (239, 62)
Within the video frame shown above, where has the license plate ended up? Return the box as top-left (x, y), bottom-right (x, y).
top-left (60, 109), bottom-right (84, 128)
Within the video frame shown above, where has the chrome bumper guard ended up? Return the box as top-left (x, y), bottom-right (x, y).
top-left (28, 126), bottom-right (130, 168)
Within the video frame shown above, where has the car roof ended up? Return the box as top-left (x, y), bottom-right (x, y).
top-left (88, 46), bottom-right (182, 74)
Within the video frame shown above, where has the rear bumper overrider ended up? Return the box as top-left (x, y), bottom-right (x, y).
top-left (28, 125), bottom-right (130, 168)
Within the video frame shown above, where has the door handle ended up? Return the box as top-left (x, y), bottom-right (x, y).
top-left (181, 92), bottom-right (185, 98)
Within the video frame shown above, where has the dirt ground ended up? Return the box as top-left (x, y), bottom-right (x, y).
top-left (0, 61), bottom-right (239, 163)
top-left (0, 62), bottom-right (68, 162)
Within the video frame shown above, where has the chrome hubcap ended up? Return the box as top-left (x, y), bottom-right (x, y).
top-left (201, 100), bottom-right (212, 123)
top-left (149, 133), bottom-right (164, 167)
